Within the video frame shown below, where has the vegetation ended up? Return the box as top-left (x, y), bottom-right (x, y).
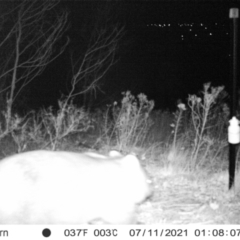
top-left (0, 1), bottom-right (238, 225)
top-left (0, 82), bottom-right (231, 175)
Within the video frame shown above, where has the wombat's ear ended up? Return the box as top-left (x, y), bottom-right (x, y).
top-left (108, 150), bottom-right (122, 157)
top-left (121, 154), bottom-right (141, 168)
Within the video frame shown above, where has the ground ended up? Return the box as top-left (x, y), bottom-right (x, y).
top-left (137, 164), bottom-right (240, 225)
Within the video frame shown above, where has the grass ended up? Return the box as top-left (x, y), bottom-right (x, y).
top-left (1, 82), bottom-right (240, 224)
top-left (0, 82), bottom-right (231, 172)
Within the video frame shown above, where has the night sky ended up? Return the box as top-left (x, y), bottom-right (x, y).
top-left (25, 1), bottom-right (240, 110)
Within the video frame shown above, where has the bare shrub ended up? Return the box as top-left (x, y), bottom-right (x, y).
top-left (104, 91), bottom-right (154, 151)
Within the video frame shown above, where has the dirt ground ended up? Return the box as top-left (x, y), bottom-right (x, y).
top-left (137, 164), bottom-right (240, 225)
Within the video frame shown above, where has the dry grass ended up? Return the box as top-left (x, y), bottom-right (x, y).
top-left (138, 160), bottom-right (240, 224)
top-left (0, 83), bottom-right (239, 224)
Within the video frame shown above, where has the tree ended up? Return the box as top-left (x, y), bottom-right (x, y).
top-left (0, 0), bottom-right (69, 131)
top-left (67, 2), bottom-right (125, 109)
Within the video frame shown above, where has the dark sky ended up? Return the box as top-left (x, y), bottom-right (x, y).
top-left (26, 1), bottom-right (240, 110)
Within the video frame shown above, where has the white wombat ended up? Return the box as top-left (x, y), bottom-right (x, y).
top-left (0, 150), bottom-right (152, 224)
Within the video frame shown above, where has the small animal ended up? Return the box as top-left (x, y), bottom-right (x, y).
top-left (0, 150), bottom-right (152, 224)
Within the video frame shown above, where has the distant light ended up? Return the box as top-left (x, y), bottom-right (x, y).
top-left (168, 24), bottom-right (171, 26)
top-left (195, 34), bottom-right (197, 37)
top-left (209, 33), bottom-right (212, 35)
top-left (205, 27), bottom-right (207, 29)
top-left (215, 23), bottom-right (217, 25)
top-left (200, 23), bottom-right (203, 26)
top-left (181, 35), bottom-right (184, 37)
top-left (189, 29), bottom-right (192, 31)
top-left (226, 32), bottom-right (229, 35)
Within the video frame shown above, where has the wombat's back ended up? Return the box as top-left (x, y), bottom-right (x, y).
top-left (0, 150), bottom-right (152, 224)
